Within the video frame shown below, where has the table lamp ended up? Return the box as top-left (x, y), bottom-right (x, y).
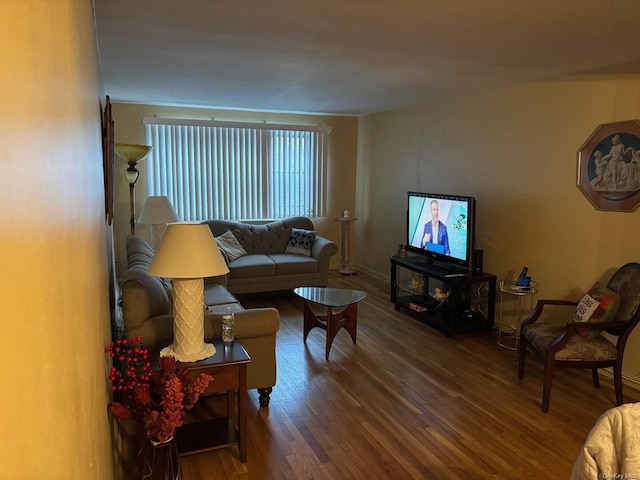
top-left (138, 196), bottom-right (180, 249)
top-left (147, 223), bottom-right (229, 362)
top-left (114, 143), bottom-right (152, 235)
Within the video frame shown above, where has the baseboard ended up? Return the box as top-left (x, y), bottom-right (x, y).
top-left (598, 367), bottom-right (640, 389)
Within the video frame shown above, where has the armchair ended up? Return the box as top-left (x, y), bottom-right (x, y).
top-left (518, 262), bottom-right (640, 412)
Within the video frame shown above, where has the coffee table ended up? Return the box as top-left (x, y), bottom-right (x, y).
top-left (294, 287), bottom-right (367, 360)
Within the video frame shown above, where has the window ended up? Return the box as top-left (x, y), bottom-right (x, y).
top-left (143, 118), bottom-right (330, 221)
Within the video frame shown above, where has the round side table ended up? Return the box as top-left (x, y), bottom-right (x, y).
top-left (498, 280), bottom-right (538, 351)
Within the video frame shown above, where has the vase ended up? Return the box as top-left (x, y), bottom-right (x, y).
top-left (140, 436), bottom-right (182, 480)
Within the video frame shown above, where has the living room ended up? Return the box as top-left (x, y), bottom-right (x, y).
top-left (3, 1), bottom-right (640, 479)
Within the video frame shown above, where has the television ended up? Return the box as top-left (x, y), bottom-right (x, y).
top-left (406, 191), bottom-right (476, 272)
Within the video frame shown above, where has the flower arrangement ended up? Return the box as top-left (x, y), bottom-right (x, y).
top-left (105, 336), bottom-right (213, 444)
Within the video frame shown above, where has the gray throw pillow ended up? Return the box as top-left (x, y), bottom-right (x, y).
top-left (215, 230), bottom-right (248, 262)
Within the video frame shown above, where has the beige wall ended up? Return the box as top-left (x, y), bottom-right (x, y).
top-left (356, 76), bottom-right (640, 382)
top-left (0, 1), bottom-right (114, 479)
top-left (110, 103), bottom-right (358, 274)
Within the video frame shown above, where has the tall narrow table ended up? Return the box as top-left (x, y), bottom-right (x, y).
top-left (335, 214), bottom-right (358, 274)
top-left (294, 287), bottom-right (367, 360)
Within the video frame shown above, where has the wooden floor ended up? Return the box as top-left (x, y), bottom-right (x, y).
top-left (179, 270), bottom-right (640, 479)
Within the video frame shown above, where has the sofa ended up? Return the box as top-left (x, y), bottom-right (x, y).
top-left (120, 235), bottom-right (280, 407)
top-left (201, 216), bottom-right (338, 295)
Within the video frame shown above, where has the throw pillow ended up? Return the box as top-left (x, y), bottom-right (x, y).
top-left (573, 282), bottom-right (621, 339)
top-left (285, 228), bottom-right (317, 256)
top-left (215, 230), bottom-right (247, 263)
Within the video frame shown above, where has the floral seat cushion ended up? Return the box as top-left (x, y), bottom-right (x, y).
top-left (522, 323), bottom-right (617, 361)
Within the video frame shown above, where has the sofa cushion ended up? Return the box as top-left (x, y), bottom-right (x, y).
top-left (121, 267), bottom-right (172, 331)
top-left (204, 284), bottom-right (243, 308)
top-left (228, 254), bottom-right (277, 279)
top-left (215, 230), bottom-right (248, 262)
top-left (268, 253), bottom-right (319, 275)
top-left (207, 303), bottom-right (244, 314)
top-left (285, 228), bottom-right (317, 256)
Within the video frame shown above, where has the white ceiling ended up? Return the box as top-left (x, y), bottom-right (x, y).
top-left (94, 0), bottom-right (640, 116)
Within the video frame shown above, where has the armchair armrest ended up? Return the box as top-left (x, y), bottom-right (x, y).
top-left (204, 308), bottom-right (280, 339)
top-left (521, 299), bottom-right (578, 328)
top-left (311, 235), bottom-right (338, 284)
top-left (311, 235), bottom-right (338, 262)
top-left (126, 314), bottom-right (174, 347)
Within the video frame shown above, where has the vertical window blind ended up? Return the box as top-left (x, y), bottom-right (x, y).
top-left (144, 118), bottom-right (330, 221)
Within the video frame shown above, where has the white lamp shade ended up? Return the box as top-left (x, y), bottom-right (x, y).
top-left (147, 223), bottom-right (229, 279)
top-left (138, 196), bottom-right (180, 224)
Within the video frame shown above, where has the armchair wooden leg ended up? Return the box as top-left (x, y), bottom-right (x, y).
top-left (517, 336), bottom-right (527, 379)
top-left (613, 365), bottom-right (624, 406)
top-left (541, 356), bottom-right (554, 413)
top-left (591, 368), bottom-right (600, 388)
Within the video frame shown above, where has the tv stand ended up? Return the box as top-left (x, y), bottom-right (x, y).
top-left (409, 258), bottom-right (465, 276)
top-left (390, 255), bottom-right (496, 337)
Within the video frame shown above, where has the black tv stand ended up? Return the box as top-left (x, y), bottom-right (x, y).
top-left (405, 257), bottom-right (467, 277)
top-left (390, 255), bottom-right (496, 337)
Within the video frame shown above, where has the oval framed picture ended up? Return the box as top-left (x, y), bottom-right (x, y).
top-left (577, 119), bottom-right (640, 212)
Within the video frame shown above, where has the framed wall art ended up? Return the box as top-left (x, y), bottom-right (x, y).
top-left (102, 95), bottom-right (114, 225)
top-left (577, 119), bottom-right (640, 212)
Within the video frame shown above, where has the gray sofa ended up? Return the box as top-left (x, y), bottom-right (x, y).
top-left (121, 235), bottom-right (280, 407)
top-left (201, 216), bottom-right (338, 295)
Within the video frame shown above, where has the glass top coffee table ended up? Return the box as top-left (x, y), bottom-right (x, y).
top-left (294, 287), bottom-right (367, 360)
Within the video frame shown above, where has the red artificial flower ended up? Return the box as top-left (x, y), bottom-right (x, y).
top-left (105, 337), bottom-right (214, 443)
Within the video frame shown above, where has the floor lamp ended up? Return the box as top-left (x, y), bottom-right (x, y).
top-left (138, 196), bottom-right (180, 249)
top-left (114, 143), bottom-right (152, 235)
top-left (147, 223), bottom-right (229, 362)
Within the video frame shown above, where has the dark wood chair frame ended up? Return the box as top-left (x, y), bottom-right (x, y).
top-left (517, 262), bottom-right (640, 413)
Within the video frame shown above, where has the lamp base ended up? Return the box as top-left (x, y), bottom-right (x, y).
top-left (159, 343), bottom-right (216, 363)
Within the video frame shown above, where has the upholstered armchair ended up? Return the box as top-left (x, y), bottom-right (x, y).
top-left (518, 262), bottom-right (640, 412)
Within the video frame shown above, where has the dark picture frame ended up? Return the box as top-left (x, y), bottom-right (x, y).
top-left (577, 119), bottom-right (640, 211)
top-left (102, 95), bottom-right (115, 225)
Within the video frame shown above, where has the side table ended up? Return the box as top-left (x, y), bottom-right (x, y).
top-left (498, 280), bottom-right (538, 350)
top-left (173, 339), bottom-right (251, 462)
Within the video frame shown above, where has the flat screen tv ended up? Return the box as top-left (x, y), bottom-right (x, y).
top-left (406, 191), bottom-right (476, 271)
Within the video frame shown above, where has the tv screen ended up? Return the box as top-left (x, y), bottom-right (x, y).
top-left (406, 191), bottom-right (476, 269)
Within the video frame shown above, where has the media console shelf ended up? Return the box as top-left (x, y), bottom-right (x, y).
top-left (390, 255), bottom-right (496, 337)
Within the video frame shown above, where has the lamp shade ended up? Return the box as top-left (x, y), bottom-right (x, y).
top-left (138, 196), bottom-right (180, 224)
top-left (147, 223), bottom-right (229, 279)
top-left (114, 143), bottom-right (152, 164)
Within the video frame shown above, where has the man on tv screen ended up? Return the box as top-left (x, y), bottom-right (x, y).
top-left (421, 199), bottom-right (450, 255)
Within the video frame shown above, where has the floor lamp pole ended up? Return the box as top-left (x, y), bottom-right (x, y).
top-left (126, 162), bottom-right (140, 235)
top-left (129, 182), bottom-right (136, 235)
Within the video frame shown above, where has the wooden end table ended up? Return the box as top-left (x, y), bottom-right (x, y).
top-left (172, 339), bottom-right (251, 462)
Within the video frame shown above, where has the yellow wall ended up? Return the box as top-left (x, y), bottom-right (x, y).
top-left (356, 76), bottom-right (640, 382)
top-left (0, 1), bottom-right (114, 478)
top-left (110, 103), bottom-right (358, 274)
